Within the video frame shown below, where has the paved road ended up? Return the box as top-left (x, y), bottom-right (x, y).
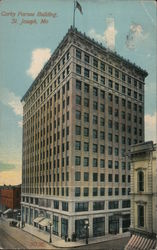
top-left (0, 217), bottom-right (129, 250)
top-left (0, 227), bottom-right (25, 249)
top-left (0, 218), bottom-right (56, 249)
top-left (69, 237), bottom-right (129, 250)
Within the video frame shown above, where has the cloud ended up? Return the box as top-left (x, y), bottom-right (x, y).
top-left (145, 113), bottom-right (157, 143)
top-left (126, 23), bottom-right (148, 50)
top-left (88, 17), bottom-right (117, 50)
top-left (18, 120), bottom-right (23, 128)
top-left (0, 88), bottom-right (23, 116)
top-left (0, 161), bottom-right (16, 172)
top-left (27, 48), bottom-right (51, 79)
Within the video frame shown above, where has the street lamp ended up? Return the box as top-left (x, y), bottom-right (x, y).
top-left (84, 220), bottom-right (89, 245)
top-left (49, 220), bottom-right (53, 243)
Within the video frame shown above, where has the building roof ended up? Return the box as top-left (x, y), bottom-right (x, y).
top-left (21, 26), bottom-right (148, 102)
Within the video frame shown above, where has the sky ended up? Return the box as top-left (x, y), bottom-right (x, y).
top-left (0, 0), bottom-right (156, 185)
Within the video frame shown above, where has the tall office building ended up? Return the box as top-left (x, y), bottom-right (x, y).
top-left (21, 27), bottom-right (148, 239)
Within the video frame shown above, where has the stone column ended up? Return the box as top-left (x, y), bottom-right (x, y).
top-left (105, 214), bottom-right (109, 234)
top-left (119, 216), bottom-right (123, 234)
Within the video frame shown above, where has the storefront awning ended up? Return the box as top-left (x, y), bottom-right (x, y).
top-left (38, 218), bottom-right (50, 227)
top-left (125, 234), bottom-right (157, 250)
top-left (33, 216), bottom-right (44, 223)
top-left (3, 208), bottom-right (13, 215)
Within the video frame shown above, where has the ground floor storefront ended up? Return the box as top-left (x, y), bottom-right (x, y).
top-left (21, 205), bottom-right (130, 240)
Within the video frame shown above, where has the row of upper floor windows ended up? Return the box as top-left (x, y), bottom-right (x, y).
top-left (75, 49), bottom-right (144, 85)
top-left (76, 79), bottom-right (143, 101)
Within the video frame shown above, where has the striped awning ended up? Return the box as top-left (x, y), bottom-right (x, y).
top-left (125, 234), bottom-right (157, 250)
top-left (33, 216), bottom-right (44, 223)
top-left (38, 218), bottom-right (50, 227)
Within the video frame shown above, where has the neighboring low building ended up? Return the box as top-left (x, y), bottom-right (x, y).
top-left (0, 184), bottom-right (21, 211)
top-left (125, 141), bottom-right (157, 250)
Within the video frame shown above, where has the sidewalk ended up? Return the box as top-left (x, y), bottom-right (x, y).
top-left (23, 223), bottom-right (130, 248)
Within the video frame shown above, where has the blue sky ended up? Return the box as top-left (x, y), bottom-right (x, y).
top-left (0, 0), bottom-right (156, 185)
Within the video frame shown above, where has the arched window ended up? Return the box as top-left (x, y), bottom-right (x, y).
top-left (138, 171), bottom-right (144, 192)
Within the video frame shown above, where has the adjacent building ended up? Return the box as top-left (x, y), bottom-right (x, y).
top-left (125, 141), bottom-right (157, 250)
top-left (21, 27), bottom-right (148, 239)
top-left (0, 185), bottom-right (21, 211)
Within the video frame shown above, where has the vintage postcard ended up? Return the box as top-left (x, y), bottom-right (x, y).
top-left (0, 0), bottom-right (156, 249)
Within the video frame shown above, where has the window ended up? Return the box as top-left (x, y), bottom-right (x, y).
top-left (100, 131), bottom-right (105, 140)
top-left (93, 101), bottom-right (98, 110)
top-left (84, 172), bottom-right (89, 181)
top-left (84, 83), bottom-right (89, 93)
top-left (108, 188), bottom-right (112, 196)
top-left (100, 145), bottom-right (105, 154)
top-left (93, 72), bottom-right (98, 82)
top-left (138, 205), bottom-right (144, 227)
top-left (76, 110), bottom-right (81, 120)
top-left (122, 86), bottom-right (126, 94)
top-left (76, 80), bottom-right (81, 90)
top-left (54, 200), bottom-right (59, 209)
top-left (83, 188), bottom-right (88, 197)
top-left (93, 144), bottom-right (98, 153)
top-left (75, 156), bottom-right (81, 166)
top-left (93, 58), bottom-right (98, 67)
top-left (75, 141), bottom-right (81, 150)
top-left (108, 93), bottom-right (112, 101)
top-left (93, 130), bottom-right (98, 139)
top-left (75, 172), bottom-right (81, 181)
top-left (75, 202), bottom-right (88, 212)
top-left (108, 66), bottom-right (113, 75)
top-left (93, 87), bottom-right (98, 96)
top-left (76, 64), bottom-right (81, 74)
top-left (115, 69), bottom-right (119, 78)
top-left (93, 173), bottom-right (98, 182)
top-left (100, 117), bottom-right (105, 126)
top-left (84, 68), bottom-right (89, 78)
top-left (115, 83), bottom-right (119, 91)
top-left (84, 142), bottom-right (89, 151)
top-left (84, 113), bottom-right (89, 122)
top-left (84, 54), bottom-right (89, 63)
top-left (75, 187), bottom-right (80, 197)
top-left (93, 201), bottom-right (104, 211)
top-left (100, 159), bottom-right (104, 168)
top-left (100, 104), bottom-right (105, 112)
top-left (108, 174), bottom-right (112, 182)
top-left (138, 171), bottom-right (144, 192)
top-left (76, 95), bottom-right (81, 105)
top-left (93, 115), bottom-right (98, 124)
top-left (122, 73), bottom-right (125, 81)
top-left (100, 188), bottom-right (105, 196)
top-left (108, 146), bottom-right (112, 155)
top-left (115, 161), bottom-right (119, 169)
top-left (115, 96), bottom-right (119, 104)
top-left (76, 126), bottom-right (81, 135)
top-left (122, 200), bottom-right (130, 208)
top-left (108, 160), bottom-right (112, 169)
top-left (76, 49), bottom-right (81, 59)
top-left (84, 157), bottom-right (89, 166)
top-left (93, 158), bottom-right (98, 167)
top-left (115, 188), bottom-right (119, 196)
top-left (84, 98), bottom-right (89, 107)
top-left (108, 201), bottom-right (119, 209)
top-left (108, 80), bottom-right (113, 88)
top-left (100, 90), bottom-right (105, 99)
top-left (100, 76), bottom-right (105, 85)
top-left (101, 62), bottom-right (105, 71)
top-left (62, 202), bottom-right (68, 211)
top-left (115, 148), bottom-right (119, 156)
top-left (93, 187), bottom-right (98, 196)
top-left (115, 174), bottom-right (119, 182)
top-left (122, 98), bottom-right (126, 107)
top-left (108, 120), bottom-right (112, 129)
top-left (84, 127), bottom-right (89, 136)
top-left (100, 173), bottom-right (105, 182)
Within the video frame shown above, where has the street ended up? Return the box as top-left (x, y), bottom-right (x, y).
top-left (70, 237), bottom-right (130, 250)
top-left (0, 227), bottom-right (25, 249)
top-left (0, 217), bottom-right (129, 250)
top-left (0, 218), bottom-right (56, 249)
